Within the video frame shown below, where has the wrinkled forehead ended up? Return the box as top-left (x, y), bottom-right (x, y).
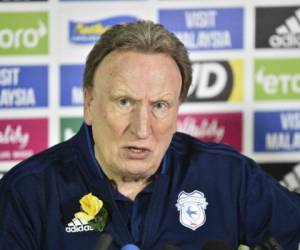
top-left (91, 50), bottom-right (182, 99)
top-left (94, 49), bottom-right (181, 79)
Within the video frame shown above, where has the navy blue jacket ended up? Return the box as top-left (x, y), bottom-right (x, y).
top-left (0, 123), bottom-right (300, 250)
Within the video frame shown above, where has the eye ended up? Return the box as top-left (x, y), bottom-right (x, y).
top-left (153, 101), bottom-right (168, 110)
top-left (152, 101), bottom-right (169, 118)
top-left (118, 98), bottom-right (130, 107)
top-left (116, 97), bottom-right (133, 113)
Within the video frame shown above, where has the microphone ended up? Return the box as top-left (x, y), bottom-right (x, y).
top-left (94, 233), bottom-right (112, 250)
top-left (202, 240), bottom-right (233, 250)
top-left (161, 244), bottom-right (180, 250)
top-left (264, 237), bottom-right (283, 250)
top-left (252, 237), bottom-right (283, 250)
top-left (121, 244), bottom-right (141, 250)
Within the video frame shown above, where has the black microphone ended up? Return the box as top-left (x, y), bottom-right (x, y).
top-left (202, 240), bottom-right (233, 250)
top-left (161, 243), bottom-right (180, 250)
top-left (252, 237), bottom-right (283, 250)
top-left (264, 237), bottom-right (283, 250)
top-left (94, 233), bottom-right (113, 250)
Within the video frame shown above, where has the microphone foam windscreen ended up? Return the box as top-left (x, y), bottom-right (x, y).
top-left (121, 244), bottom-right (141, 250)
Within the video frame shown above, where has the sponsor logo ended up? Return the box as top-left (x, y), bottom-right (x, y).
top-left (0, 124), bottom-right (29, 149)
top-left (187, 60), bottom-right (244, 102)
top-left (65, 217), bottom-right (93, 233)
top-left (254, 58), bottom-right (300, 100)
top-left (280, 163), bottom-right (300, 193)
top-left (0, 65), bottom-right (48, 108)
top-left (0, 119), bottom-right (48, 161)
top-left (159, 8), bottom-right (244, 50)
top-left (177, 112), bottom-right (242, 151)
top-left (176, 190), bottom-right (208, 230)
top-left (60, 65), bottom-right (84, 106)
top-left (0, 12), bottom-right (48, 55)
top-left (254, 111), bottom-right (300, 152)
top-left (262, 162), bottom-right (300, 194)
top-left (178, 117), bottom-right (224, 142)
top-left (69, 16), bottom-right (137, 44)
top-left (60, 117), bottom-right (83, 141)
top-left (255, 7), bottom-right (300, 49)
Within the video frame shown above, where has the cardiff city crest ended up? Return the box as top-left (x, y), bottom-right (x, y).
top-left (176, 190), bottom-right (208, 230)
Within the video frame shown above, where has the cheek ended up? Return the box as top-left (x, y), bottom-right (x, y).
top-left (100, 112), bottom-right (129, 138)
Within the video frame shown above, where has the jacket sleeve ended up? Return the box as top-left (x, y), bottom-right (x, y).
top-left (0, 175), bottom-right (40, 250)
top-left (239, 159), bottom-right (300, 249)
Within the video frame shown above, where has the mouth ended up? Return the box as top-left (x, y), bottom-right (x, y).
top-left (123, 146), bottom-right (151, 159)
top-left (127, 147), bottom-right (147, 153)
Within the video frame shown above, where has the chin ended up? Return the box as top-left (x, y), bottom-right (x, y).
top-left (124, 166), bottom-right (154, 179)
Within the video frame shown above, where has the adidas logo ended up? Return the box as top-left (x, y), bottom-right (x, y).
top-left (280, 163), bottom-right (300, 193)
top-left (65, 217), bottom-right (94, 233)
top-left (269, 8), bottom-right (300, 48)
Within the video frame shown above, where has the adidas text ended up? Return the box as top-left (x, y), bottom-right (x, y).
top-left (65, 224), bottom-right (93, 233)
top-left (269, 34), bottom-right (300, 48)
top-left (65, 218), bottom-right (94, 233)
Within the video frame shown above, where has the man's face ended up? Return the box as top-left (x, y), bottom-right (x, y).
top-left (84, 50), bottom-right (182, 180)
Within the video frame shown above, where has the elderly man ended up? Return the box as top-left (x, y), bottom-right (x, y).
top-left (0, 20), bottom-right (299, 250)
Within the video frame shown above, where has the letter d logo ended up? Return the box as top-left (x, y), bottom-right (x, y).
top-left (187, 61), bottom-right (233, 102)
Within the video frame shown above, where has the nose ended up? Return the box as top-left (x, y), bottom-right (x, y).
top-left (131, 105), bottom-right (152, 139)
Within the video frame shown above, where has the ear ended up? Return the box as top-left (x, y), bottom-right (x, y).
top-left (83, 88), bottom-right (93, 125)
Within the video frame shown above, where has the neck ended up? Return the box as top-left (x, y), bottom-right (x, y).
top-left (112, 177), bottom-right (150, 200)
top-left (100, 164), bottom-right (152, 200)
top-left (94, 147), bottom-right (153, 200)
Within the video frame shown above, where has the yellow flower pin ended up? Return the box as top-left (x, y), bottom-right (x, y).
top-left (74, 193), bottom-right (108, 232)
